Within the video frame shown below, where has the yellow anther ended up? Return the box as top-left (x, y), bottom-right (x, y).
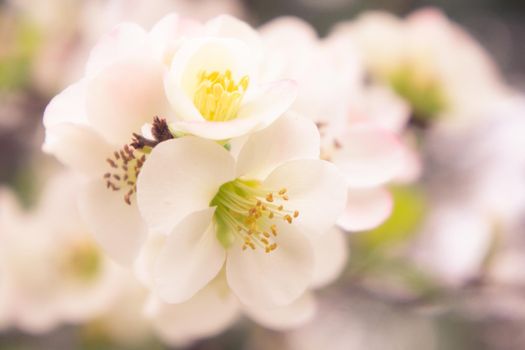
top-left (284, 215), bottom-right (293, 224)
top-left (266, 193), bottom-right (274, 202)
top-left (294, 211), bottom-right (299, 218)
top-left (193, 69), bottom-right (249, 121)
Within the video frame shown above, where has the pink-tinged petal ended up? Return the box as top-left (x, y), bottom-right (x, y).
top-left (149, 276), bottom-right (239, 346)
top-left (331, 123), bottom-right (404, 188)
top-left (310, 227), bottom-right (348, 288)
top-left (393, 144), bottom-right (422, 183)
top-left (263, 159), bottom-right (347, 235)
top-left (236, 113), bottom-right (320, 179)
top-left (78, 180), bottom-right (147, 266)
top-left (205, 15), bottom-right (262, 63)
top-left (226, 222), bottom-right (314, 308)
top-left (86, 23), bottom-right (148, 77)
top-left (137, 137), bottom-right (235, 235)
top-left (86, 57), bottom-right (171, 145)
top-left (149, 13), bottom-right (203, 64)
top-left (337, 187), bottom-right (393, 232)
top-left (43, 124), bottom-right (114, 177)
top-left (245, 292), bottom-right (316, 330)
top-left (43, 81), bottom-right (88, 127)
top-left (153, 208), bottom-right (225, 304)
top-left (350, 85), bottom-right (410, 133)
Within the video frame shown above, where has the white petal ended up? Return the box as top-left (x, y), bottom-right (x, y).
top-left (205, 15), bottom-right (262, 64)
top-left (86, 23), bottom-right (148, 77)
top-left (43, 124), bottom-right (114, 177)
top-left (134, 233), bottom-right (166, 288)
top-left (153, 209), bottom-right (225, 303)
top-left (86, 57), bottom-right (171, 145)
top-left (149, 276), bottom-right (239, 346)
top-left (173, 79), bottom-right (297, 140)
top-left (263, 160), bottom-right (348, 235)
top-left (149, 13), bottom-right (203, 64)
top-left (137, 137), bottom-right (235, 234)
top-left (165, 37), bottom-right (255, 123)
top-left (78, 180), bottom-right (147, 266)
top-left (43, 81), bottom-right (88, 128)
top-left (226, 222), bottom-right (314, 308)
top-left (337, 187), bottom-right (393, 232)
top-left (236, 112), bottom-right (320, 179)
top-left (331, 123), bottom-right (404, 188)
top-left (236, 79), bottom-right (297, 131)
top-left (310, 227), bottom-right (348, 288)
top-left (245, 292), bottom-right (316, 330)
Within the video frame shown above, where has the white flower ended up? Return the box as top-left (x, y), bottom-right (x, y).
top-left (43, 14), bottom-right (297, 265)
top-left (0, 172), bottom-right (122, 334)
top-left (131, 114), bottom-right (347, 308)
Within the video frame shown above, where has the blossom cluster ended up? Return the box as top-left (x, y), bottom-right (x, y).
top-left (0, 6), bottom-right (518, 347)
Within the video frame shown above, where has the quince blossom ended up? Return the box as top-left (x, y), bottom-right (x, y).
top-left (0, 172), bottom-right (121, 334)
top-left (133, 114), bottom-right (347, 307)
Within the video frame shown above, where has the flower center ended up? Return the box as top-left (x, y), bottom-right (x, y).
top-left (61, 240), bottom-right (101, 283)
top-left (210, 179), bottom-right (299, 253)
top-left (104, 117), bottom-right (174, 205)
top-left (388, 63), bottom-right (448, 121)
top-left (193, 69), bottom-right (249, 122)
top-left (104, 144), bottom-right (145, 205)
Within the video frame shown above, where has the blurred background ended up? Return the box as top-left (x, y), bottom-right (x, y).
top-left (1, 0), bottom-right (525, 349)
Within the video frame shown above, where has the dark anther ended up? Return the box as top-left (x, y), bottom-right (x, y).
top-left (131, 133), bottom-right (158, 150)
top-left (152, 116), bottom-right (174, 142)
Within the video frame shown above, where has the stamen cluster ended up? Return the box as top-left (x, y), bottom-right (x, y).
top-left (212, 179), bottom-right (299, 253)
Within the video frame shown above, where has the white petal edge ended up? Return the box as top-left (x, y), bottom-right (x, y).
top-left (236, 112), bottom-right (320, 179)
top-left (263, 159), bottom-right (348, 235)
top-left (153, 208), bottom-right (225, 304)
top-left (310, 227), bottom-right (348, 288)
top-left (226, 221), bottom-right (314, 308)
top-left (337, 187), bottom-right (393, 232)
top-left (245, 292), bottom-right (316, 331)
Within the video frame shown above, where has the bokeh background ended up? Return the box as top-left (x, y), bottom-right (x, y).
top-left (1, 0), bottom-right (525, 349)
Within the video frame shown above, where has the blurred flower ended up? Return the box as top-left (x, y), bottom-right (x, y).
top-left (259, 17), bottom-right (418, 232)
top-left (330, 8), bottom-right (509, 128)
top-left (0, 171), bottom-right (122, 334)
top-left (135, 114), bottom-right (346, 307)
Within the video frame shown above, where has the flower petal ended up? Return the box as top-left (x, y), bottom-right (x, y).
top-left (149, 276), bottom-right (239, 346)
top-left (78, 180), bottom-right (147, 266)
top-left (226, 221), bottom-right (314, 308)
top-left (236, 112), bottom-right (320, 179)
top-left (331, 123), bottom-right (404, 188)
top-left (85, 23), bottom-right (148, 77)
top-left (153, 208), bottom-right (225, 304)
top-left (43, 124), bottom-right (114, 177)
top-left (86, 57), bottom-right (171, 145)
top-left (43, 81), bottom-right (88, 128)
top-left (149, 13), bottom-right (203, 64)
top-left (205, 15), bottom-right (262, 64)
top-left (263, 160), bottom-right (347, 235)
top-left (310, 227), bottom-right (348, 288)
top-left (137, 137), bottom-right (235, 234)
top-left (245, 292), bottom-right (316, 330)
top-left (337, 187), bottom-right (393, 232)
